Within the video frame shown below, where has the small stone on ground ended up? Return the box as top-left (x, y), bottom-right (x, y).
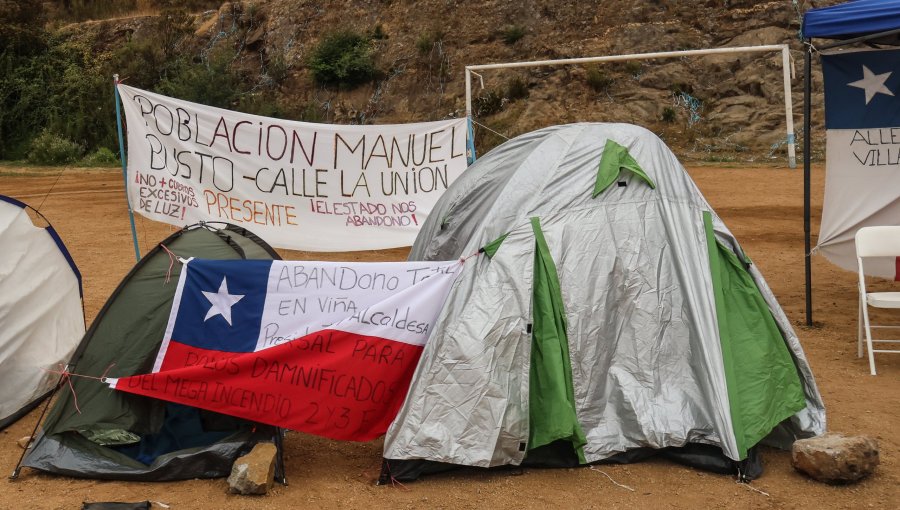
top-left (227, 442), bottom-right (277, 495)
top-left (792, 433), bottom-right (879, 484)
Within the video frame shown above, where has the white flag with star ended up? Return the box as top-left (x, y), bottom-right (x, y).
top-left (817, 48), bottom-right (900, 278)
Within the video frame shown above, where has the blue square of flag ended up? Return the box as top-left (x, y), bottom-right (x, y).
top-left (170, 259), bottom-right (272, 352)
top-left (823, 49), bottom-right (900, 130)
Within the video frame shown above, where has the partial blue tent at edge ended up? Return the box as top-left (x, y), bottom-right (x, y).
top-left (803, 0), bottom-right (900, 40)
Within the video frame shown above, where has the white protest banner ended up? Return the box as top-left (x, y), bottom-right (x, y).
top-left (118, 85), bottom-right (468, 251)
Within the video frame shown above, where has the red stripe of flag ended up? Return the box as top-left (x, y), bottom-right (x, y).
top-left (115, 329), bottom-right (423, 441)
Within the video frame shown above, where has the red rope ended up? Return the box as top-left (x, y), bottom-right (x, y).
top-left (458, 250), bottom-right (481, 264)
top-left (382, 462), bottom-right (410, 491)
top-left (159, 243), bottom-right (177, 283)
top-left (43, 363), bottom-right (116, 415)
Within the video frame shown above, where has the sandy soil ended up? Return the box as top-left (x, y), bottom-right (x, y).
top-left (0, 164), bottom-right (897, 509)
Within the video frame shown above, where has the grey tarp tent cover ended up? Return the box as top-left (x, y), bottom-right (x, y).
top-left (0, 195), bottom-right (83, 430)
top-left (21, 223), bottom-right (282, 481)
top-left (382, 123), bottom-right (826, 481)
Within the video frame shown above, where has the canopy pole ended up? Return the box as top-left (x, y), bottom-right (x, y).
top-left (803, 45), bottom-right (813, 327)
top-left (781, 45), bottom-right (797, 168)
top-left (113, 75), bottom-right (141, 262)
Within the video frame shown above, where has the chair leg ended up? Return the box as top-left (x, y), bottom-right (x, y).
top-left (860, 301), bottom-right (877, 375)
top-left (858, 298), bottom-right (864, 358)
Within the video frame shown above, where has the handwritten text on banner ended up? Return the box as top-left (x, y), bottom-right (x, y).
top-left (118, 84), bottom-right (468, 251)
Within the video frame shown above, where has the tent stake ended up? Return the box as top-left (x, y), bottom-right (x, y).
top-left (274, 428), bottom-right (287, 485)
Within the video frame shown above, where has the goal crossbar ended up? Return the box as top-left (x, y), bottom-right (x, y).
top-left (464, 44), bottom-right (796, 167)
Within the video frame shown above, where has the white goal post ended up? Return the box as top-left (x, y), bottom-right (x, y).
top-left (464, 44), bottom-right (797, 168)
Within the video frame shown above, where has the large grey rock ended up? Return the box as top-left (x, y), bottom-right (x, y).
top-left (227, 442), bottom-right (277, 495)
top-left (792, 433), bottom-right (879, 484)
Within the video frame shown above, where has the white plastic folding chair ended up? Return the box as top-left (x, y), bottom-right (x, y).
top-left (856, 226), bottom-right (900, 375)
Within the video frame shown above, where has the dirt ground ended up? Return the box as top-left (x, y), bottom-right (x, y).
top-left (0, 164), bottom-right (897, 509)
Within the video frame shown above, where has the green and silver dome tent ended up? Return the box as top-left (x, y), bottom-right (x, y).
top-left (381, 123), bottom-right (825, 481)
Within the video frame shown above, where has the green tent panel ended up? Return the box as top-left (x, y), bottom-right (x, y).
top-left (528, 217), bottom-right (587, 463)
top-left (703, 211), bottom-right (807, 460)
top-left (593, 138), bottom-right (656, 196)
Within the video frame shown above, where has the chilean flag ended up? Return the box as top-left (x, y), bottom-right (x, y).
top-left (109, 258), bottom-right (460, 441)
top-left (817, 48), bottom-right (900, 278)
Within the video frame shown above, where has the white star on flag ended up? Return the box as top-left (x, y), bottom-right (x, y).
top-left (202, 277), bottom-right (244, 326)
top-left (848, 65), bottom-right (894, 105)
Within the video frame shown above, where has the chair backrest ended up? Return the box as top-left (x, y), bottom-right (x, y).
top-left (855, 226), bottom-right (900, 258)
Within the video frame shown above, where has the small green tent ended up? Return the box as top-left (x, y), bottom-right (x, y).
top-left (382, 123), bottom-right (825, 481)
top-left (20, 223), bottom-right (282, 481)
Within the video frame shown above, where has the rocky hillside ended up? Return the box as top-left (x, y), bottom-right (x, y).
top-left (3, 0), bottom-right (844, 163)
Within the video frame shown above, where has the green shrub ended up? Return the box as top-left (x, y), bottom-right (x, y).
top-left (623, 61), bottom-right (642, 76)
top-left (266, 52), bottom-right (291, 85)
top-left (308, 31), bottom-right (376, 88)
top-left (156, 50), bottom-right (241, 108)
top-left (110, 39), bottom-right (168, 90)
top-left (27, 130), bottom-right (84, 165)
top-left (80, 147), bottom-right (120, 166)
top-left (473, 90), bottom-right (504, 117)
top-left (416, 34), bottom-right (434, 54)
top-left (369, 24), bottom-right (387, 40)
top-left (661, 107), bottom-right (677, 123)
top-left (501, 25), bottom-right (526, 45)
top-left (1, 30), bottom-right (116, 159)
top-left (235, 94), bottom-right (282, 118)
top-left (586, 65), bottom-right (613, 93)
top-left (294, 101), bottom-right (325, 123)
top-left (506, 76), bottom-right (529, 101)
top-left (416, 28), bottom-right (445, 55)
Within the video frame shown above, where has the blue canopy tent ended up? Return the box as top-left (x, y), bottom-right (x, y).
top-left (803, 1), bottom-right (900, 44)
top-left (800, 1), bottom-right (900, 326)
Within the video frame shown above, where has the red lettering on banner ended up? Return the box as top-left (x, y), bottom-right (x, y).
top-left (202, 190), bottom-right (299, 227)
top-left (116, 330), bottom-right (424, 441)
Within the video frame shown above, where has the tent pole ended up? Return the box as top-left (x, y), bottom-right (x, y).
top-left (803, 44), bottom-right (813, 327)
top-left (9, 383), bottom-right (61, 479)
top-left (113, 75), bottom-right (141, 262)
